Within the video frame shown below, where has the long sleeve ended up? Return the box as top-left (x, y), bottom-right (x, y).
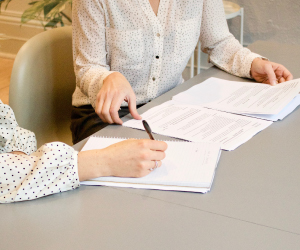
top-left (71, 0), bottom-right (265, 108)
top-left (0, 101), bottom-right (80, 203)
top-left (0, 142), bottom-right (80, 203)
top-left (200, 0), bottom-right (262, 78)
top-left (72, 0), bottom-right (114, 108)
top-left (0, 100), bottom-right (36, 155)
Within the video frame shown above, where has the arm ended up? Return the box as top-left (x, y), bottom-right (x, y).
top-left (72, 0), bottom-right (141, 123)
top-left (0, 101), bottom-right (79, 203)
top-left (72, 0), bottom-right (114, 108)
top-left (200, 0), bottom-right (293, 84)
top-left (0, 142), bottom-right (79, 203)
top-left (0, 101), bottom-right (37, 155)
top-left (200, 0), bottom-right (261, 78)
top-left (0, 139), bottom-right (167, 203)
top-left (78, 139), bottom-right (167, 180)
top-left (0, 100), bottom-right (167, 202)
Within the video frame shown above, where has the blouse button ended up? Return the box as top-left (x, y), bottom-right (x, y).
top-left (156, 33), bottom-right (160, 37)
top-left (152, 77), bottom-right (156, 81)
top-left (156, 56), bottom-right (159, 59)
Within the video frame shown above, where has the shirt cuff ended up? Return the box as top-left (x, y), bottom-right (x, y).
top-left (73, 150), bottom-right (80, 187)
top-left (4, 127), bottom-right (37, 155)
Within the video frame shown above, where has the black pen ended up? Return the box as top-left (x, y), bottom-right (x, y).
top-left (142, 120), bottom-right (155, 140)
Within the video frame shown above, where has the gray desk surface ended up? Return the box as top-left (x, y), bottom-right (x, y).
top-left (1, 41), bottom-right (300, 249)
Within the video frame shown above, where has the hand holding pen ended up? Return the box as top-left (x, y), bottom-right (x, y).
top-left (142, 120), bottom-right (165, 171)
top-left (142, 120), bottom-right (155, 140)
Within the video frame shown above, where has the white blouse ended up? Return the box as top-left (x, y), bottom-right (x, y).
top-left (72, 0), bottom-right (262, 108)
top-left (0, 101), bottom-right (80, 203)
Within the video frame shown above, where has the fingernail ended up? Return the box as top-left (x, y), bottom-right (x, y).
top-left (271, 80), bottom-right (277, 85)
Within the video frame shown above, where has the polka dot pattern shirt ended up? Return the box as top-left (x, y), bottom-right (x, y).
top-left (0, 101), bottom-right (80, 203)
top-left (72, 0), bottom-right (262, 109)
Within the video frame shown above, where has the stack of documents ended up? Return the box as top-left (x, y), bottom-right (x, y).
top-left (173, 77), bottom-right (300, 121)
top-left (123, 78), bottom-right (300, 150)
top-left (80, 137), bottom-right (222, 193)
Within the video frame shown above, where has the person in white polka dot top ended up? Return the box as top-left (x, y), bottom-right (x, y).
top-left (70, 0), bottom-right (293, 144)
top-left (0, 100), bottom-right (167, 203)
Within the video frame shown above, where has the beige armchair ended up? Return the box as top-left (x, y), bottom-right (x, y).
top-left (9, 26), bottom-right (75, 147)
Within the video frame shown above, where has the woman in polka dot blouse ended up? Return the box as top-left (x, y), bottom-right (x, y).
top-left (71, 0), bottom-right (293, 144)
top-left (0, 100), bottom-right (167, 203)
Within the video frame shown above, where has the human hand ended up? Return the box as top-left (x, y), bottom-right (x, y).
top-left (250, 58), bottom-right (293, 86)
top-left (77, 139), bottom-right (168, 181)
top-left (95, 72), bottom-right (142, 124)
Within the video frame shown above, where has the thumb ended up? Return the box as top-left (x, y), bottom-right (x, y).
top-left (265, 63), bottom-right (277, 86)
top-left (127, 93), bottom-right (142, 120)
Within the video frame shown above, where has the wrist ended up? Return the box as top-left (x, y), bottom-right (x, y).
top-left (78, 150), bottom-right (111, 181)
top-left (103, 72), bottom-right (122, 85)
top-left (250, 57), bottom-right (269, 78)
top-left (250, 57), bottom-right (262, 78)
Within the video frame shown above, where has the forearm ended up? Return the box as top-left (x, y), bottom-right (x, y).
top-left (200, 0), bottom-right (262, 78)
top-left (0, 143), bottom-right (80, 203)
top-left (206, 36), bottom-right (262, 78)
top-left (77, 149), bottom-right (111, 181)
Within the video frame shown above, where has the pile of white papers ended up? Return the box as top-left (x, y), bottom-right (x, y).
top-left (124, 78), bottom-right (300, 150)
top-left (81, 137), bottom-right (222, 193)
top-left (173, 77), bottom-right (300, 121)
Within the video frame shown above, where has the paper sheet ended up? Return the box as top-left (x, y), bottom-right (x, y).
top-left (172, 77), bottom-right (300, 115)
top-left (80, 137), bottom-right (222, 193)
top-left (123, 100), bottom-right (272, 151)
top-left (241, 94), bottom-right (300, 121)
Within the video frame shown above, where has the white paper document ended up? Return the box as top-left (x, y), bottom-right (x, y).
top-left (80, 137), bottom-right (222, 193)
top-left (123, 101), bottom-right (272, 151)
top-left (242, 94), bottom-right (300, 121)
top-left (173, 77), bottom-right (300, 115)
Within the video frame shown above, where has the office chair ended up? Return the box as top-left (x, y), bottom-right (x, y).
top-left (9, 26), bottom-right (75, 147)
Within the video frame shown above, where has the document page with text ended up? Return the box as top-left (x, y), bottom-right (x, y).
top-left (242, 94), bottom-right (300, 121)
top-left (173, 77), bottom-right (300, 115)
top-left (123, 101), bottom-right (272, 150)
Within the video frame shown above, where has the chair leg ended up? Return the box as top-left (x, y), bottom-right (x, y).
top-left (240, 7), bottom-right (244, 46)
top-left (197, 40), bottom-right (201, 74)
top-left (190, 53), bottom-right (194, 78)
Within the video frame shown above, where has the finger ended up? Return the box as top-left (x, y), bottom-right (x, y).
top-left (110, 95), bottom-right (124, 124)
top-left (274, 67), bottom-right (283, 80)
top-left (286, 73), bottom-right (293, 81)
top-left (265, 63), bottom-right (278, 86)
top-left (96, 94), bottom-right (105, 119)
top-left (278, 77), bottom-right (285, 83)
top-left (282, 68), bottom-right (293, 81)
top-left (141, 140), bottom-right (168, 151)
top-left (127, 93), bottom-right (142, 120)
top-left (101, 95), bottom-right (114, 124)
top-left (156, 160), bottom-right (162, 168)
top-left (149, 160), bottom-right (162, 171)
top-left (148, 150), bottom-right (166, 161)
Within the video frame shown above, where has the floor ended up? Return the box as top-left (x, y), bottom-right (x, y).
top-left (0, 57), bottom-right (14, 105)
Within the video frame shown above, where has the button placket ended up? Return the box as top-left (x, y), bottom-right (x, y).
top-left (137, 0), bottom-right (165, 99)
top-left (148, 27), bottom-right (163, 99)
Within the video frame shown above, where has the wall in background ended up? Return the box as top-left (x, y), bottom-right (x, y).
top-left (228, 0), bottom-right (300, 45)
top-left (1, 0), bottom-right (299, 59)
top-left (2, 0), bottom-right (31, 11)
top-left (0, 0), bottom-right (71, 58)
top-left (0, 0), bottom-right (44, 58)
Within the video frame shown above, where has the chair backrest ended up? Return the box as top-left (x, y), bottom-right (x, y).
top-left (9, 26), bottom-right (75, 147)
